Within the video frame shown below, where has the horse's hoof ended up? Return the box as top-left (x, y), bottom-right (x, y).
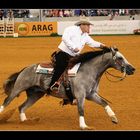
top-left (59, 100), bottom-right (65, 106)
top-left (111, 115), bottom-right (118, 124)
top-left (59, 99), bottom-right (70, 106)
top-left (71, 99), bottom-right (77, 105)
top-left (59, 99), bottom-right (77, 107)
top-left (0, 106), bottom-right (4, 113)
top-left (0, 108), bottom-right (16, 123)
top-left (80, 126), bottom-right (96, 130)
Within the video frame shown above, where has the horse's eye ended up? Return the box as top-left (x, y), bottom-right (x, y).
top-left (118, 57), bottom-right (123, 60)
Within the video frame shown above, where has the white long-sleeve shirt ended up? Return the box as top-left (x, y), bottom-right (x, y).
top-left (58, 25), bottom-right (102, 56)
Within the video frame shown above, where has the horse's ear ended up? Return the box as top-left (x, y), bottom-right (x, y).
top-left (110, 47), bottom-right (116, 56)
top-left (113, 45), bottom-right (119, 51)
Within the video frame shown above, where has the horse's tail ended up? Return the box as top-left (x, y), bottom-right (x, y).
top-left (3, 68), bottom-right (26, 96)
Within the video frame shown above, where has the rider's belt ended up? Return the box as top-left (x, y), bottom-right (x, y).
top-left (56, 49), bottom-right (71, 57)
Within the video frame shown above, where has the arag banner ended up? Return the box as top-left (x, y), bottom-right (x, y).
top-left (15, 22), bottom-right (57, 36)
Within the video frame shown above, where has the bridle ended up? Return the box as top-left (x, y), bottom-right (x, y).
top-left (98, 48), bottom-right (127, 104)
top-left (104, 48), bottom-right (126, 82)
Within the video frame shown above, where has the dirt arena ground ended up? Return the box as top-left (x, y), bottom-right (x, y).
top-left (0, 35), bottom-right (140, 131)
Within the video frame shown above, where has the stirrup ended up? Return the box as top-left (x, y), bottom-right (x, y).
top-left (50, 82), bottom-right (60, 93)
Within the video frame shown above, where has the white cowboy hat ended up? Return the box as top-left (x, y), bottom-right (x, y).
top-left (75, 17), bottom-right (93, 26)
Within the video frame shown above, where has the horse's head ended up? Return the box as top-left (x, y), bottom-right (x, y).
top-left (110, 47), bottom-right (135, 75)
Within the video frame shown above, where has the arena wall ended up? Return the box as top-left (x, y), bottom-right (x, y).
top-left (58, 20), bottom-right (140, 35)
top-left (1, 19), bottom-right (140, 37)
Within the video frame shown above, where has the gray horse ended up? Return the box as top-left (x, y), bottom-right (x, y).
top-left (0, 47), bottom-right (135, 130)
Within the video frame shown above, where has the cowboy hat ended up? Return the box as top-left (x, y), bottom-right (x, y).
top-left (75, 17), bottom-right (93, 26)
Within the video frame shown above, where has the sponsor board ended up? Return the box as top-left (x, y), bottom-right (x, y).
top-left (15, 22), bottom-right (57, 36)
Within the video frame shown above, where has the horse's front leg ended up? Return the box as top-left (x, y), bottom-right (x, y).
top-left (104, 104), bottom-right (118, 124)
top-left (77, 95), bottom-right (94, 130)
top-left (87, 92), bottom-right (118, 124)
top-left (77, 97), bottom-right (87, 130)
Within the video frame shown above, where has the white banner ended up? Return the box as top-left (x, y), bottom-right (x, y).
top-left (58, 20), bottom-right (140, 35)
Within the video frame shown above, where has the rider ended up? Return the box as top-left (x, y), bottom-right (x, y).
top-left (47, 17), bottom-right (108, 104)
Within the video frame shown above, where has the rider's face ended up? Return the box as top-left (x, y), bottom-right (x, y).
top-left (80, 24), bottom-right (91, 34)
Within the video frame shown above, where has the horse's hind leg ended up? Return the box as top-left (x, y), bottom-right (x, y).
top-left (19, 87), bottom-right (45, 122)
top-left (86, 93), bottom-right (118, 124)
top-left (0, 89), bottom-right (22, 113)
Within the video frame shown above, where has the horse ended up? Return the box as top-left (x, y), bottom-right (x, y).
top-left (0, 47), bottom-right (135, 130)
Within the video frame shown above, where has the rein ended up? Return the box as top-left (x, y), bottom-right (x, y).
top-left (104, 70), bottom-right (126, 82)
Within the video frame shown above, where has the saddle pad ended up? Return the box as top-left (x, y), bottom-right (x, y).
top-left (36, 63), bottom-right (81, 77)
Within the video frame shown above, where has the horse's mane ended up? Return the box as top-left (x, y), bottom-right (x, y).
top-left (69, 48), bottom-right (118, 68)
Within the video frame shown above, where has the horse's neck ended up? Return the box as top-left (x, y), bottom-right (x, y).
top-left (81, 53), bottom-right (111, 78)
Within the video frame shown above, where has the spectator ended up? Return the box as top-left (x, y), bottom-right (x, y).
top-left (74, 9), bottom-right (81, 16)
top-left (89, 9), bottom-right (97, 16)
top-left (3, 9), bottom-right (7, 18)
top-left (0, 10), bottom-right (3, 20)
top-left (119, 9), bottom-right (125, 15)
top-left (102, 9), bottom-right (108, 16)
top-left (58, 9), bottom-right (64, 17)
top-left (7, 9), bottom-right (14, 21)
top-left (43, 10), bottom-right (50, 17)
top-left (80, 9), bottom-right (87, 16)
top-left (108, 11), bottom-right (114, 20)
top-left (69, 9), bottom-right (74, 17)
top-left (52, 9), bottom-right (59, 17)
top-left (97, 9), bottom-right (102, 16)
top-left (63, 9), bottom-right (70, 17)
top-left (24, 10), bottom-right (30, 18)
top-left (114, 11), bottom-right (119, 16)
top-left (48, 10), bottom-right (53, 17)
top-left (125, 9), bottom-right (129, 15)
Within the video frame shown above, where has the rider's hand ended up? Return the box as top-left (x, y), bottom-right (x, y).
top-left (73, 48), bottom-right (79, 53)
top-left (100, 44), bottom-right (109, 50)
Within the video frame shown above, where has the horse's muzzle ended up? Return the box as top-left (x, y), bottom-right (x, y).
top-left (125, 65), bottom-right (136, 75)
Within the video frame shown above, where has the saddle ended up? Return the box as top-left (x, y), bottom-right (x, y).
top-left (40, 62), bottom-right (53, 68)
top-left (38, 61), bottom-right (73, 88)
top-left (36, 62), bottom-right (81, 77)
